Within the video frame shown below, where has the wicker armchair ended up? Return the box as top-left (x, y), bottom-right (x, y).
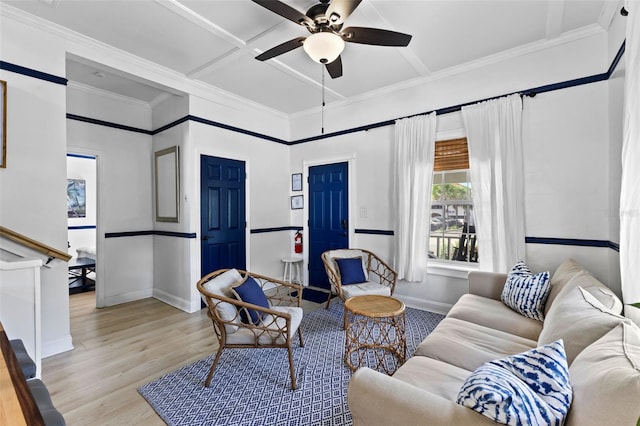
top-left (321, 248), bottom-right (398, 310)
top-left (196, 269), bottom-right (305, 390)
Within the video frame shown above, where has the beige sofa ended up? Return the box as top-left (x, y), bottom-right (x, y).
top-left (347, 259), bottom-right (640, 426)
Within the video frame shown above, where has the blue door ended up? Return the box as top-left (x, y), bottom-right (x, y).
top-left (201, 155), bottom-right (246, 276)
top-left (308, 162), bottom-right (349, 289)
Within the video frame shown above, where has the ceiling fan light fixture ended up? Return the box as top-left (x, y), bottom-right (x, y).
top-left (303, 31), bottom-right (345, 64)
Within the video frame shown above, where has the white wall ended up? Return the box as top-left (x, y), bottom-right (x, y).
top-left (0, 16), bottom-right (71, 356)
top-left (151, 95), bottom-right (192, 310)
top-left (66, 155), bottom-right (97, 257)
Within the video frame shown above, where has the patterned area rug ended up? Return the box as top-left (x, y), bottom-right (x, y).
top-left (138, 300), bottom-right (444, 426)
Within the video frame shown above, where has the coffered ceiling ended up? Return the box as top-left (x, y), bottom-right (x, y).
top-left (4, 0), bottom-right (620, 115)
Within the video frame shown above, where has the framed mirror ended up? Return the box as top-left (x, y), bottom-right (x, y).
top-left (155, 146), bottom-right (180, 222)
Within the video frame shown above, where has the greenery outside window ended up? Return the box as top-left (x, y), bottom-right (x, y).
top-left (429, 138), bottom-right (477, 264)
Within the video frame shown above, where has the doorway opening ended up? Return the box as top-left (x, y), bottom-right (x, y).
top-left (66, 153), bottom-right (97, 301)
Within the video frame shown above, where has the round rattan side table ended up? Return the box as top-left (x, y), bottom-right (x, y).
top-left (343, 294), bottom-right (407, 375)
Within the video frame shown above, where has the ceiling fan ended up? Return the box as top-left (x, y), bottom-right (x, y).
top-left (252, 0), bottom-right (412, 78)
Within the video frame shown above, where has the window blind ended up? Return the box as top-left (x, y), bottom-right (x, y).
top-left (434, 138), bottom-right (469, 171)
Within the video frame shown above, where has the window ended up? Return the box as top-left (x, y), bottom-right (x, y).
top-left (429, 138), bottom-right (477, 264)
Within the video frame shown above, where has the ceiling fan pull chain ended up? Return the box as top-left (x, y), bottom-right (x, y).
top-left (321, 63), bottom-right (325, 134)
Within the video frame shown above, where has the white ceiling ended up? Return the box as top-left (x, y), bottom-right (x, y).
top-left (5, 0), bottom-right (620, 115)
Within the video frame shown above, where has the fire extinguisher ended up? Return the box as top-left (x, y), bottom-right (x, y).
top-left (294, 231), bottom-right (303, 254)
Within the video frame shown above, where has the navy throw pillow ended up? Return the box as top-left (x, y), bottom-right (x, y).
top-left (231, 277), bottom-right (269, 325)
top-left (336, 257), bottom-right (367, 285)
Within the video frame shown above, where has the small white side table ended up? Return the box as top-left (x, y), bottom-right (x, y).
top-left (281, 256), bottom-right (303, 284)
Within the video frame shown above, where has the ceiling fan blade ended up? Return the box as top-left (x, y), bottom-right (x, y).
top-left (255, 37), bottom-right (306, 61)
top-left (325, 0), bottom-right (363, 25)
top-left (325, 56), bottom-right (343, 79)
top-left (251, 0), bottom-right (315, 28)
top-left (341, 26), bottom-right (412, 46)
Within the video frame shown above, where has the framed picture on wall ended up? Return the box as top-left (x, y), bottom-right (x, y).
top-left (291, 173), bottom-right (302, 191)
top-left (291, 195), bottom-right (303, 210)
top-left (1, 80), bottom-right (6, 168)
top-left (67, 179), bottom-right (86, 218)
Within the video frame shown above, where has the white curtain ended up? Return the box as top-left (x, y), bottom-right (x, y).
top-left (462, 94), bottom-right (525, 272)
top-left (620, 0), bottom-right (640, 324)
top-left (393, 113), bottom-right (437, 281)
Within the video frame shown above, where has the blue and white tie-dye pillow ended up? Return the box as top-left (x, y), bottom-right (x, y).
top-left (456, 339), bottom-right (572, 426)
top-left (501, 261), bottom-right (551, 321)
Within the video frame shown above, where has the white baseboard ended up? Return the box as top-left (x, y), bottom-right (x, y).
top-left (397, 295), bottom-right (453, 315)
top-left (42, 335), bottom-right (74, 358)
top-left (103, 288), bottom-right (153, 307)
top-left (152, 288), bottom-right (194, 313)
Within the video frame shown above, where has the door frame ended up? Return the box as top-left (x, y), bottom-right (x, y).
top-left (302, 153), bottom-right (356, 287)
top-left (194, 149), bottom-right (251, 288)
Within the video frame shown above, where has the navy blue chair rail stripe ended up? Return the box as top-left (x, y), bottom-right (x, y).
top-left (105, 230), bottom-right (196, 238)
top-left (607, 40), bottom-right (625, 77)
top-left (101, 228), bottom-right (619, 251)
top-left (0, 61), bottom-right (68, 85)
top-left (355, 229), bottom-right (394, 235)
top-left (66, 113), bottom-right (152, 134)
top-left (354, 230), bottom-right (619, 252)
top-left (186, 115), bottom-right (288, 144)
top-left (251, 226), bottom-right (302, 234)
top-left (67, 153), bottom-right (96, 160)
top-left (525, 237), bottom-right (619, 252)
top-left (68, 225), bottom-right (96, 230)
top-left (151, 116), bottom-right (190, 135)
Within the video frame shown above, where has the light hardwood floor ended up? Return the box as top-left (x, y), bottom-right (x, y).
top-left (43, 292), bottom-right (321, 426)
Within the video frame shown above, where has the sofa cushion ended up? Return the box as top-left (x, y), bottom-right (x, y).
top-left (549, 269), bottom-right (622, 313)
top-left (538, 285), bottom-right (625, 364)
top-left (544, 258), bottom-right (586, 315)
top-left (447, 294), bottom-right (543, 341)
top-left (202, 268), bottom-right (243, 333)
top-left (414, 317), bottom-right (537, 372)
top-left (392, 356), bottom-right (472, 401)
top-left (457, 340), bottom-right (572, 426)
top-left (336, 257), bottom-right (367, 284)
top-left (231, 277), bottom-right (270, 325)
top-left (565, 321), bottom-right (640, 426)
top-left (500, 261), bottom-right (550, 321)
